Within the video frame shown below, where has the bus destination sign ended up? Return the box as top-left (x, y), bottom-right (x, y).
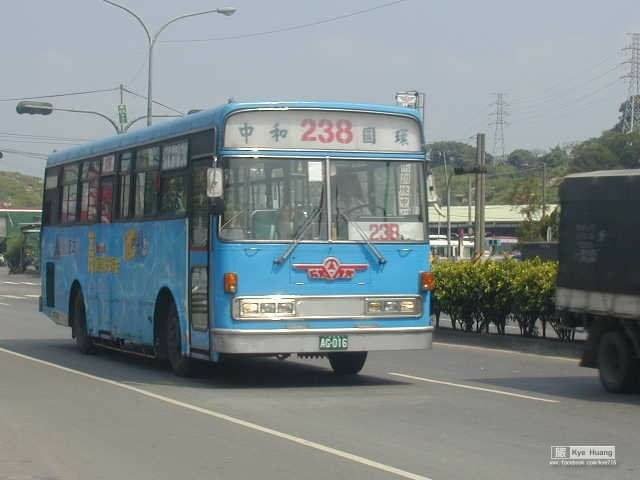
top-left (224, 110), bottom-right (422, 152)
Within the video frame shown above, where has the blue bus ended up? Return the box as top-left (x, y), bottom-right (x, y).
top-left (40, 101), bottom-right (433, 376)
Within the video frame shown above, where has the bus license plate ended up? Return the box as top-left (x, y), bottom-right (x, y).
top-left (319, 335), bottom-right (348, 351)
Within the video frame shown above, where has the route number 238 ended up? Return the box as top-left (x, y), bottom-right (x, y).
top-left (369, 223), bottom-right (400, 241)
top-left (301, 119), bottom-right (353, 144)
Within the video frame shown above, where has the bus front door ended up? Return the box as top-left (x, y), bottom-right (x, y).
top-left (188, 161), bottom-right (212, 358)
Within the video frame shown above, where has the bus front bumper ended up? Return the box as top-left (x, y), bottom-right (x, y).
top-left (211, 326), bottom-right (432, 354)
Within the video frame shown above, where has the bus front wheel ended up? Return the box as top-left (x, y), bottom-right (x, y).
top-left (328, 351), bottom-right (367, 375)
top-left (165, 301), bottom-right (193, 377)
top-left (72, 291), bottom-right (94, 355)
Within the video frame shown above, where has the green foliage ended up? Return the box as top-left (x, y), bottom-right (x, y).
top-left (429, 141), bottom-right (478, 167)
top-left (0, 171), bottom-right (43, 208)
top-left (433, 259), bottom-right (559, 338)
top-left (507, 149), bottom-right (537, 168)
top-left (4, 233), bottom-right (24, 266)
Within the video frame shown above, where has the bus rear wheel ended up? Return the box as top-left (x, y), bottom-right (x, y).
top-left (165, 301), bottom-right (193, 377)
top-left (328, 351), bottom-right (367, 375)
top-left (72, 291), bottom-right (94, 355)
top-left (598, 331), bottom-right (638, 393)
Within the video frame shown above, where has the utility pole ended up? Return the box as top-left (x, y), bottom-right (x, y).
top-left (474, 134), bottom-right (486, 256)
top-left (467, 176), bottom-right (472, 229)
top-left (541, 161), bottom-right (547, 218)
top-left (622, 33), bottom-right (640, 134)
top-left (489, 93), bottom-right (509, 163)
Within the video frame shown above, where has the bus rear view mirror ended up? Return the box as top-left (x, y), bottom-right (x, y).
top-left (206, 167), bottom-right (224, 199)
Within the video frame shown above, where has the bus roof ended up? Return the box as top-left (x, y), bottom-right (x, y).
top-left (46, 101), bottom-right (423, 168)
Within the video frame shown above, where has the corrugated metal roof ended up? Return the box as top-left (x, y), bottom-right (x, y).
top-left (565, 169), bottom-right (640, 178)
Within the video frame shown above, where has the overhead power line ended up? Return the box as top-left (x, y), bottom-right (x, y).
top-left (0, 147), bottom-right (48, 159)
top-left (122, 87), bottom-right (184, 115)
top-left (0, 87), bottom-right (119, 103)
top-left (0, 131), bottom-right (91, 142)
top-left (162, 0), bottom-right (411, 43)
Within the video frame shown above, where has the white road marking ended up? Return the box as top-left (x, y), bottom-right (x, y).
top-left (433, 341), bottom-right (579, 362)
top-left (21, 282), bottom-right (40, 286)
top-left (2, 281), bottom-right (21, 285)
top-left (0, 302), bottom-right (9, 306)
top-left (24, 294), bottom-right (40, 298)
top-left (0, 347), bottom-right (431, 480)
top-left (0, 295), bottom-right (25, 299)
top-left (389, 372), bottom-right (560, 404)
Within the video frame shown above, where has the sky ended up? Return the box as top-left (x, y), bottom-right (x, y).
top-left (0, 0), bottom-right (638, 177)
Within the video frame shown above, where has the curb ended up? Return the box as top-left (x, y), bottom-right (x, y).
top-left (433, 327), bottom-right (583, 360)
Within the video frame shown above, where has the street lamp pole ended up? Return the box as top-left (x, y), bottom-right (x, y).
top-left (103, 1), bottom-right (236, 127)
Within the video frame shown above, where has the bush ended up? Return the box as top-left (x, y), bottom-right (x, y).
top-left (432, 259), bottom-right (558, 337)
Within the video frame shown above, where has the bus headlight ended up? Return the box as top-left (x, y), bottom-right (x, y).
top-left (241, 302), bottom-right (259, 315)
top-left (400, 300), bottom-right (418, 313)
top-left (238, 299), bottom-right (296, 318)
top-left (366, 298), bottom-right (419, 315)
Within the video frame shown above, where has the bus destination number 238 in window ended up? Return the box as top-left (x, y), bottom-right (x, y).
top-left (224, 110), bottom-right (422, 152)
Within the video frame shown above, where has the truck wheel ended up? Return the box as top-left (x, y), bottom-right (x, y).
top-left (165, 301), bottom-right (193, 377)
top-left (328, 352), bottom-right (367, 375)
top-left (598, 331), bottom-right (637, 393)
top-left (72, 292), bottom-right (94, 355)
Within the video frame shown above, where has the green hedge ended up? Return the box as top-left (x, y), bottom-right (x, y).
top-left (432, 259), bottom-right (560, 338)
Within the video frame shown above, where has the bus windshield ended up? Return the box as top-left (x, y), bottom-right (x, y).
top-left (220, 157), bottom-right (425, 242)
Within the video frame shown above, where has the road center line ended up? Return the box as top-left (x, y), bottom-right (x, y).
top-left (0, 295), bottom-right (25, 299)
top-left (24, 294), bottom-right (40, 298)
top-left (0, 347), bottom-right (431, 480)
top-left (389, 372), bottom-right (559, 404)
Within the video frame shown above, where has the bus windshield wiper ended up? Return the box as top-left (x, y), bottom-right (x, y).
top-left (274, 207), bottom-right (322, 265)
top-left (339, 211), bottom-right (387, 265)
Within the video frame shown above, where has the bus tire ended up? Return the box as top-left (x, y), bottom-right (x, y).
top-left (328, 351), bottom-right (367, 375)
top-left (165, 300), bottom-right (193, 377)
top-left (598, 331), bottom-right (637, 393)
top-left (72, 291), bottom-right (94, 355)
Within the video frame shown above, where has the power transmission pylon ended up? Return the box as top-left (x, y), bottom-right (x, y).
top-left (489, 93), bottom-right (509, 163)
top-left (622, 33), bottom-right (640, 133)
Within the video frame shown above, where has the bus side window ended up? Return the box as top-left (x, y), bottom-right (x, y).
top-left (134, 146), bottom-right (160, 218)
top-left (99, 154), bottom-right (116, 223)
top-left (79, 159), bottom-right (100, 223)
top-left (61, 164), bottom-right (79, 224)
top-left (118, 151), bottom-right (133, 219)
top-left (43, 168), bottom-right (61, 225)
top-left (159, 140), bottom-right (188, 216)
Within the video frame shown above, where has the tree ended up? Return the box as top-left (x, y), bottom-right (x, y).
top-left (569, 140), bottom-right (619, 173)
top-left (614, 96), bottom-right (640, 133)
top-left (428, 141), bottom-right (477, 167)
top-left (507, 149), bottom-right (537, 168)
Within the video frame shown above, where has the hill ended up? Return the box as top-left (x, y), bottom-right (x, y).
top-left (0, 171), bottom-right (43, 208)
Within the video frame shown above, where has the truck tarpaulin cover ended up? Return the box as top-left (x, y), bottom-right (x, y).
top-left (557, 170), bottom-right (640, 295)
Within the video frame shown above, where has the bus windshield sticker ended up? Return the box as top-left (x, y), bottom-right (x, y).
top-left (308, 161), bottom-right (323, 182)
top-left (225, 111), bottom-right (422, 152)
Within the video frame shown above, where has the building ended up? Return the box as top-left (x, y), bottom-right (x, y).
top-left (428, 204), bottom-right (558, 238)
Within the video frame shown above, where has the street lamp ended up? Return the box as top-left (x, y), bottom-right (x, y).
top-left (17, 101), bottom-right (121, 133)
top-left (103, 1), bottom-right (237, 127)
top-left (16, 101), bottom-right (182, 134)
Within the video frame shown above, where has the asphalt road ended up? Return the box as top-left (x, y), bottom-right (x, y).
top-left (1, 268), bottom-right (638, 480)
